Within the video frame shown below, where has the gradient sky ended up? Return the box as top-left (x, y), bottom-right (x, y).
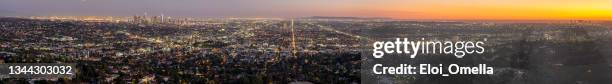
top-left (1, 0), bottom-right (610, 20)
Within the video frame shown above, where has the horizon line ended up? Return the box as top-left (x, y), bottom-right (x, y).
top-left (2, 15), bottom-right (611, 21)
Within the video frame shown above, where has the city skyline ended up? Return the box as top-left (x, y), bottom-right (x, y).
top-left (1, 0), bottom-right (611, 20)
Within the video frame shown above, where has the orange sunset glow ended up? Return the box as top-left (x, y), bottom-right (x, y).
top-left (353, 0), bottom-right (612, 20)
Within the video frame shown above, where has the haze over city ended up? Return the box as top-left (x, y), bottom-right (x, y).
top-left (1, 0), bottom-right (610, 20)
